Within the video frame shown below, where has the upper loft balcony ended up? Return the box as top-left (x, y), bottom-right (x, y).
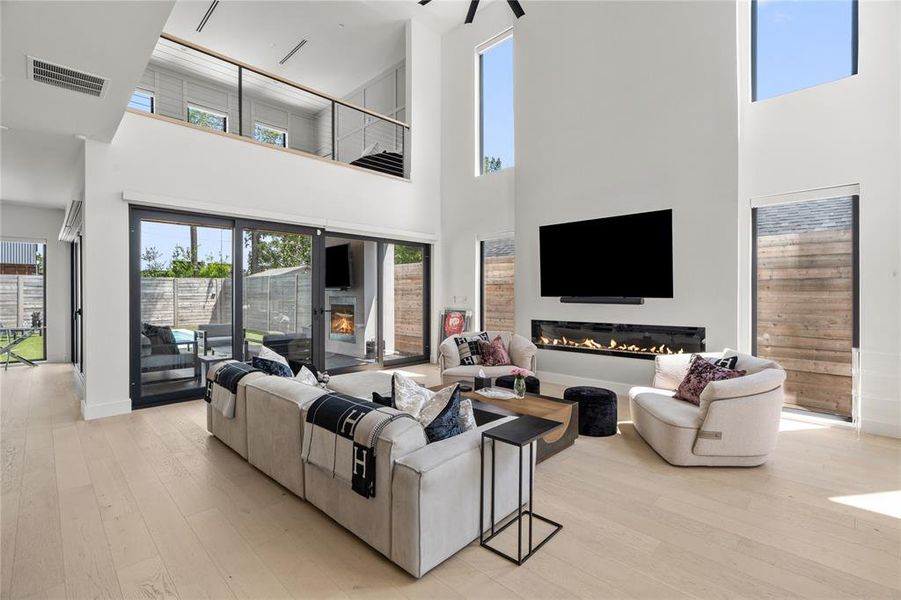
top-left (127, 34), bottom-right (409, 180)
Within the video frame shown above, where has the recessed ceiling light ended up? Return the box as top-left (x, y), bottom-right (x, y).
top-left (338, 23), bottom-right (345, 28)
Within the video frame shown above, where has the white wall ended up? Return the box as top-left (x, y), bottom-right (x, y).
top-left (440, 1), bottom-right (740, 391)
top-left (737, 0), bottom-right (901, 437)
top-left (81, 19), bottom-right (442, 419)
top-left (0, 202), bottom-right (71, 363)
top-left (440, 3), bottom-right (516, 318)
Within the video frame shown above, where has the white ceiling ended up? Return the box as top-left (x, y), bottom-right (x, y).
top-left (0, 0), bottom-right (496, 208)
top-left (1, 1), bottom-right (175, 207)
top-left (162, 0), bottom-right (497, 99)
top-left (0, 130), bottom-right (83, 208)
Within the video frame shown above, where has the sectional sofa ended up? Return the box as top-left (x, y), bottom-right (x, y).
top-left (206, 368), bottom-right (531, 577)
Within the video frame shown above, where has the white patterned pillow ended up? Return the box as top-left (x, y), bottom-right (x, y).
top-left (392, 373), bottom-right (478, 434)
top-left (454, 332), bottom-right (490, 366)
top-left (458, 398), bottom-right (477, 431)
top-left (294, 365), bottom-right (319, 387)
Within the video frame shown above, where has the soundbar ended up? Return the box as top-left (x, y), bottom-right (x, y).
top-left (560, 297), bottom-right (645, 305)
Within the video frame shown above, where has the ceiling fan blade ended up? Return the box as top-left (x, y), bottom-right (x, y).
top-left (418, 0), bottom-right (432, 5)
top-left (507, 0), bottom-right (525, 18)
top-left (465, 0), bottom-right (480, 24)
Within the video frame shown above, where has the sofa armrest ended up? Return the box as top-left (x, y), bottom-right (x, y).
top-left (694, 387), bottom-right (784, 458)
top-left (510, 334), bottom-right (538, 371)
top-left (391, 417), bottom-right (531, 577)
top-left (699, 368), bottom-right (786, 408)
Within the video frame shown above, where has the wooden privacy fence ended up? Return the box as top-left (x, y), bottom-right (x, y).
top-left (141, 277), bottom-right (232, 329)
top-left (483, 255), bottom-right (515, 332)
top-left (141, 263), bottom-right (423, 355)
top-left (756, 228), bottom-right (854, 418)
top-left (0, 275), bottom-right (44, 328)
top-left (393, 262), bottom-right (424, 355)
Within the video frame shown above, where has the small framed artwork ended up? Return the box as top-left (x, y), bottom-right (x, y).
top-left (439, 308), bottom-right (473, 342)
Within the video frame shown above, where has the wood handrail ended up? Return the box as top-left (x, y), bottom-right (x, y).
top-left (158, 32), bottom-right (410, 129)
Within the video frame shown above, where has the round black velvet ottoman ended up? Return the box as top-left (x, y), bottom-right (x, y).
top-left (564, 386), bottom-right (617, 437)
top-left (494, 374), bottom-right (541, 395)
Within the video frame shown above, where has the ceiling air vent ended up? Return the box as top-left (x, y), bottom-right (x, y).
top-left (27, 56), bottom-right (109, 98)
top-left (279, 40), bottom-right (308, 65)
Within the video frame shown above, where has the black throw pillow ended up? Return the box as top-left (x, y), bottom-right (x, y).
top-left (424, 386), bottom-right (465, 443)
top-left (142, 323), bottom-right (179, 355)
top-left (708, 355), bottom-right (739, 370)
top-left (372, 392), bottom-right (394, 408)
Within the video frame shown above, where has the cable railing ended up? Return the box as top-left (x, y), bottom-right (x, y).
top-left (130, 34), bottom-right (409, 179)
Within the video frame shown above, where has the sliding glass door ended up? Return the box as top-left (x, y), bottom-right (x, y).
top-left (383, 242), bottom-right (428, 366)
top-left (131, 208), bottom-right (430, 406)
top-left (324, 235), bottom-right (380, 371)
top-left (323, 234), bottom-right (430, 373)
top-left (242, 226), bottom-right (317, 370)
top-left (0, 239), bottom-right (47, 364)
top-left (131, 211), bottom-right (235, 406)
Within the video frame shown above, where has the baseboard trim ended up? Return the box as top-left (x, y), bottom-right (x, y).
top-left (858, 418), bottom-right (901, 439)
top-left (535, 370), bottom-right (632, 397)
top-left (81, 398), bottom-right (131, 420)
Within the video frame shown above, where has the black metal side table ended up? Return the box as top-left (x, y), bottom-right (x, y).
top-left (480, 415), bottom-right (563, 565)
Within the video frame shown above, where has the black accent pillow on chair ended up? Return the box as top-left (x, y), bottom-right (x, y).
top-left (707, 355), bottom-right (739, 370)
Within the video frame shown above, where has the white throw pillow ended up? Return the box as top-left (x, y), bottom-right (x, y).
top-left (258, 345), bottom-right (289, 367)
top-left (294, 365), bottom-right (319, 387)
top-left (393, 372), bottom-right (458, 427)
top-left (459, 398), bottom-right (477, 431)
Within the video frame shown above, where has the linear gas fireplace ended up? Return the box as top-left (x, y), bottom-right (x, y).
top-left (532, 320), bottom-right (705, 360)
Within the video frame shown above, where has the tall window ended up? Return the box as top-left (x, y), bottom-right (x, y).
top-left (253, 122), bottom-right (288, 148)
top-left (753, 196), bottom-right (858, 420)
top-left (478, 32), bottom-right (514, 175)
top-left (187, 105), bottom-right (228, 132)
top-left (753, 0), bottom-right (858, 101)
top-left (480, 237), bottom-right (515, 331)
top-left (128, 89), bottom-right (154, 113)
top-left (0, 240), bottom-right (47, 363)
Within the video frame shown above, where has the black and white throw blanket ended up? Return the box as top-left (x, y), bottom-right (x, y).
top-left (302, 393), bottom-right (417, 498)
top-left (205, 361), bottom-right (265, 419)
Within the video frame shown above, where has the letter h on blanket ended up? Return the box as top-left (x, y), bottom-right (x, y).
top-left (303, 393), bottom-right (417, 499)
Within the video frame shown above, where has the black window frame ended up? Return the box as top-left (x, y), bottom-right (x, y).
top-left (477, 29), bottom-right (515, 176)
top-left (186, 104), bottom-right (228, 132)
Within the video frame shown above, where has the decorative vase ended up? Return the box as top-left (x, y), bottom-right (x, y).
top-left (513, 375), bottom-right (526, 399)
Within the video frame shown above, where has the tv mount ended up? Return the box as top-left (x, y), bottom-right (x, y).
top-left (560, 297), bottom-right (645, 305)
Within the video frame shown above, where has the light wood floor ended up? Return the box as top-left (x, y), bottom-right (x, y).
top-left (1, 364), bottom-right (899, 599)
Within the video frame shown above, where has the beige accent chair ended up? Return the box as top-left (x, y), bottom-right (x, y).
top-left (438, 331), bottom-right (537, 382)
top-left (207, 368), bottom-right (530, 578)
top-left (628, 350), bottom-right (786, 467)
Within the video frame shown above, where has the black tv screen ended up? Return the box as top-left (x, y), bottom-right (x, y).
top-left (539, 209), bottom-right (673, 298)
top-left (325, 244), bottom-right (352, 289)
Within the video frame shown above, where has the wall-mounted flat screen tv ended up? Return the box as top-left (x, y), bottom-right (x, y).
top-left (325, 243), bottom-right (353, 289)
top-left (539, 209), bottom-right (673, 298)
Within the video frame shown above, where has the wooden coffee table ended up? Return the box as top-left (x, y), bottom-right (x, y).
top-left (432, 383), bottom-right (579, 462)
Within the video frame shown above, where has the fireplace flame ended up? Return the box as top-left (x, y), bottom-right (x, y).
top-left (331, 312), bottom-right (354, 335)
top-left (536, 335), bottom-right (685, 356)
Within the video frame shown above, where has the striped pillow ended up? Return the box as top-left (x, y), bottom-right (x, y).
top-left (454, 332), bottom-right (490, 366)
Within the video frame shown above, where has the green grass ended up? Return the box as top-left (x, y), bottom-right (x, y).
top-left (0, 334), bottom-right (45, 362)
